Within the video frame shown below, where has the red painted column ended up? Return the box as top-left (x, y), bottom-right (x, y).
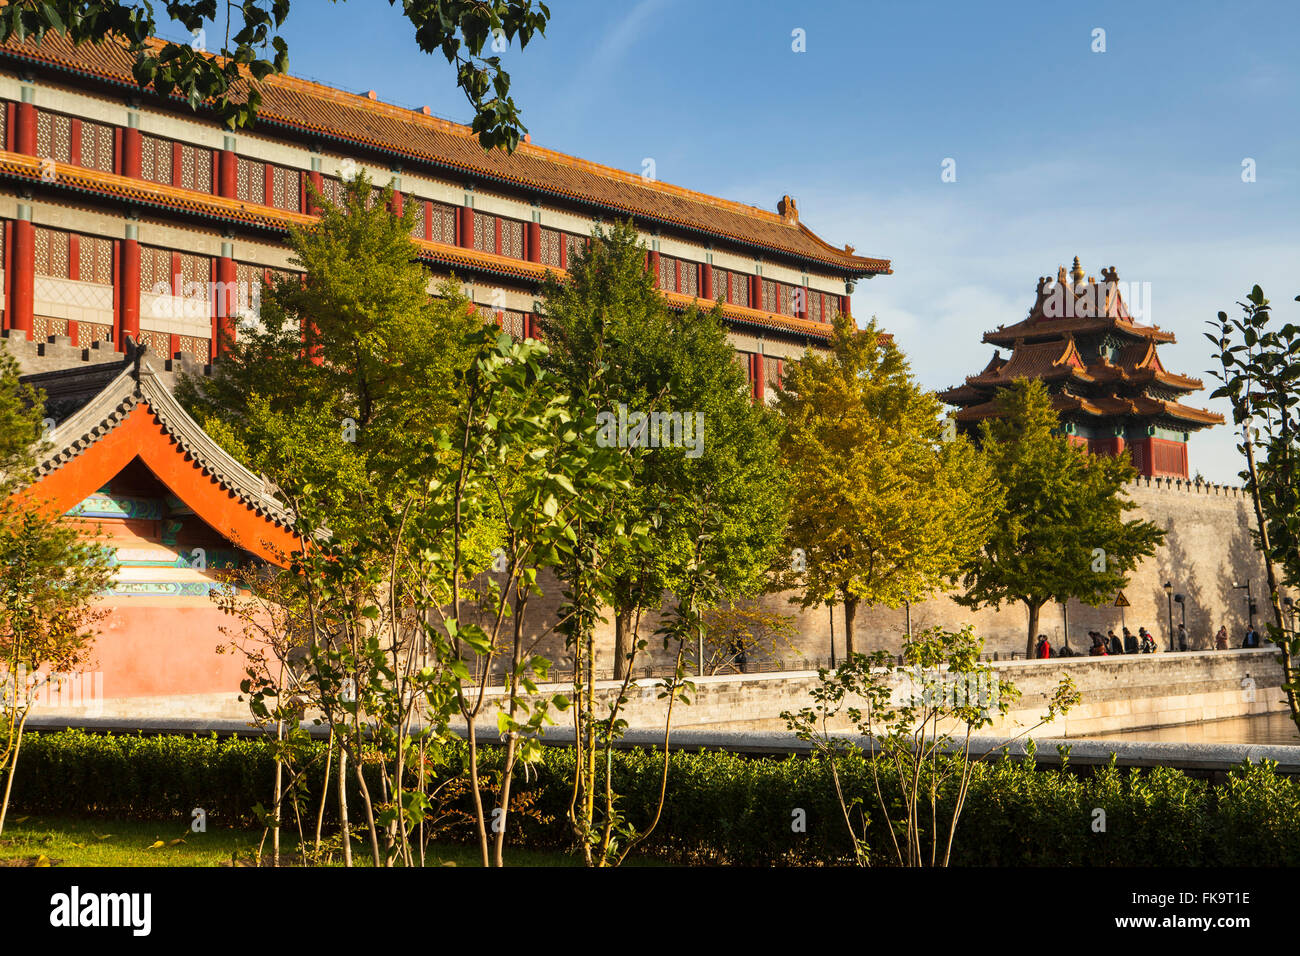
top-left (69, 119), bottom-right (83, 167)
top-left (10, 205), bottom-right (35, 339)
top-left (118, 225), bottom-right (140, 351)
top-left (171, 141), bottom-right (183, 187)
top-left (750, 275), bottom-right (762, 310)
top-left (526, 220), bottom-right (541, 262)
top-left (701, 262), bottom-right (713, 301)
top-left (218, 137), bottom-right (238, 198)
top-left (840, 293), bottom-right (851, 317)
top-left (307, 170), bottom-right (324, 214)
top-left (458, 206), bottom-right (474, 248)
top-left (214, 249), bottom-right (238, 358)
top-left (3, 220), bottom-right (13, 331)
top-left (122, 114), bottom-right (142, 179)
top-left (15, 97), bottom-right (36, 155)
top-left (649, 250), bottom-right (660, 285)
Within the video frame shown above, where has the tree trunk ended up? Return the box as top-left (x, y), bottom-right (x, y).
top-left (337, 746), bottom-right (351, 867)
top-left (1243, 438), bottom-right (1299, 722)
top-left (843, 597), bottom-right (858, 657)
top-left (1026, 602), bottom-right (1041, 660)
top-left (613, 605), bottom-right (633, 681)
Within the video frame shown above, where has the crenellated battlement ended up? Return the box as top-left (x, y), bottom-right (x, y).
top-left (1126, 475), bottom-right (1247, 499)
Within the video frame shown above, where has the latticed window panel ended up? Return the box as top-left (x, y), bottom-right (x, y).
top-left (178, 252), bottom-right (209, 298)
top-left (139, 246), bottom-right (175, 294)
top-left (472, 211), bottom-right (495, 253)
top-left (33, 316), bottom-right (70, 339)
top-left (564, 234), bottom-right (585, 266)
top-left (712, 268), bottom-right (729, 302)
top-left (761, 279), bottom-right (777, 313)
top-left (808, 290), bottom-right (823, 323)
top-left (141, 134), bottom-right (173, 185)
top-left (778, 284), bottom-right (793, 317)
top-left (139, 329), bottom-right (171, 355)
top-left (178, 335), bottom-right (209, 360)
top-left (317, 176), bottom-right (347, 208)
top-left (500, 218), bottom-right (524, 259)
top-left (431, 202), bottom-right (456, 245)
top-left (36, 111), bottom-right (72, 163)
top-left (658, 255), bottom-right (677, 292)
top-left (178, 143), bottom-right (212, 192)
top-left (825, 295), bottom-right (840, 320)
top-left (731, 273), bottom-right (750, 308)
top-left (500, 309), bottom-right (527, 339)
top-left (539, 229), bottom-right (561, 268)
top-left (78, 235), bottom-right (114, 286)
top-left (763, 356), bottom-right (783, 389)
top-left (80, 119), bottom-right (114, 173)
top-left (409, 200), bottom-right (426, 239)
top-left (679, 260), bottom-right (698, 297)
top-left (269, 164), bottom-right (299, 212)
top-left (33, 227), bottom-right (71, 278)
top-left (236, 156), bottom-right (266, 204)
top-left (76, 322), bottom-right (113, 347)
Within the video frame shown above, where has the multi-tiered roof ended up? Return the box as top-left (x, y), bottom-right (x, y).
top-left (937, 259), bottom-right (1223, 477)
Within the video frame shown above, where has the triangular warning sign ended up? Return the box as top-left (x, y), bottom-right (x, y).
top-left (1114, 590), bottom-right (1130, 608)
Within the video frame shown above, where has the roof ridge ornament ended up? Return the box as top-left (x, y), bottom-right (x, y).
top-left (1070, 256), bottom-right (1085, 286)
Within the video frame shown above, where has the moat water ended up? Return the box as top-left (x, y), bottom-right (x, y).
top-left (1080, 711), bottom-right (1300, 746)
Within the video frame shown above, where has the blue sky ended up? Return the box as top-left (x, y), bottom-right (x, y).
top-left (218, 0), bottom-right (1297, 483)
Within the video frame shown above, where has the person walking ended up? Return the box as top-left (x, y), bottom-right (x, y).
top-left (1126, 628), bottom-right (1141, 654)
top-left (1035, 634), bottom-right (1052, 659)
top-left (1110, 629), bottom-right (1125, 655)
top-left (1215, 625), bottom-right (1229, 650)
top-left (1140, 629), bottom-right (1157, 653)
top-left (1090, 632), bottom-right (1108, 656)
top-left (1177, 622), bottom-right (1188, 651)
top-left (1243, 626), bottom-right (1260, 648)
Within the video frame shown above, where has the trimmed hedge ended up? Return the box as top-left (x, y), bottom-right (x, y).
top-left (8, 729), bottom-right (1300, 865)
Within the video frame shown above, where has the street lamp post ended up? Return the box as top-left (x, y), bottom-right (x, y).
top-left (1163, 581), bottom-right (1174, 651)
top-left (1233, 581), bottom-right (1254, 635)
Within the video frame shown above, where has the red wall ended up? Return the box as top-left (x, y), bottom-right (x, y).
top-left (91, 602), bottom-right (261, 698)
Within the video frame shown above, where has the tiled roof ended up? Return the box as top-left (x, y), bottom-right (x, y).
top-left (0, 151), bottom-right (836, 342)
top-left (23, 341), bottom-right (296, 528)
top-left (1, 33), bottom-right (891, 277)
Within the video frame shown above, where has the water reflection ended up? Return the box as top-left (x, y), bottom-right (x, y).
top-left (1083, 711), bottom-right (1300, 746)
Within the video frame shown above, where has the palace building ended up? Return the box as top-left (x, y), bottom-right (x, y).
top-left (0, 32), bottom-right (889, 715)
top-left (0, 32), bottom-right (889, 402)
top-left (937, 258), bottom-right (1223, 478)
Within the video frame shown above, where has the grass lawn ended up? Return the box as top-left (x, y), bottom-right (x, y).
top-left (0, 816), bottom-right (599, 867)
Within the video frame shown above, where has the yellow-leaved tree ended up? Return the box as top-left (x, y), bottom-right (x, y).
top-left (774, 314), bottom-right (1000, 654)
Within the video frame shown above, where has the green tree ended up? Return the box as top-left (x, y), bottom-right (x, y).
top-left (0, 352), bottom-right (113, 836)
top-left (955, 378), bottom-right (1165, 658)
top-left (0, 1), bottom-right (549, 150)
top-left (775, 313), bottom-right (999, 655)
top-left (1206, 285), bottom-right (1300, 729)
top-left (537, 220), bottom-right (788, 680)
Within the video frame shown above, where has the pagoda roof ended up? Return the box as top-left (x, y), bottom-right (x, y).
top-left (982, 261), bottom-right (1175, 346)
top-left (952, 390), bottom-right (1224, 429)
top-left (1, 33), bottom-right (890, 278)
top-left (941, 336), bottom-right (1205, 403)
top-left (15, 342), bottom-right (300, 566)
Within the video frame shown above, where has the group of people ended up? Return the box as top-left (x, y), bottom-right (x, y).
top-left (1033, 623), bottom-right (1267, 658)
top-left (1215, 624), bottom-right (1266, 649)
top-left (1085, 627), bottom-right (1159, 656)
top-left (1032, 627), bottom-right (1159, 658)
